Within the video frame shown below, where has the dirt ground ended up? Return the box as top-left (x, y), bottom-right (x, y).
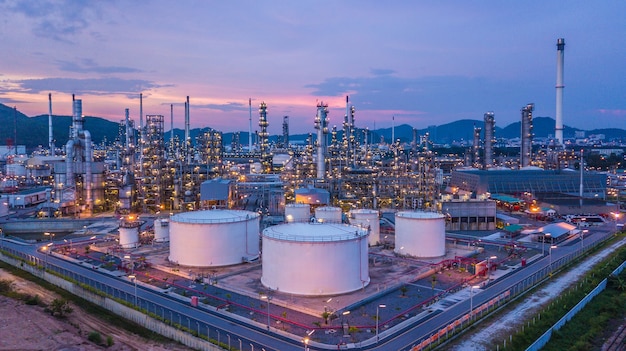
top-left (0, 268), bottom-right (195, 351)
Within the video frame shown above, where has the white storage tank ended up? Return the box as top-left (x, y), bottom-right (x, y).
top-left (285, 203), bottom-right (310, 223)
top-left (314, 206), bottom-right (342, 223)
top-left (169, 210), bottom-right (260, 267)
top-left (153, 218), bottom-right (170, 242)
top-left (349, 209), bottom-right (380, 246)
top-left (119, 222), bottom-right (140, 249)
top-left (262, 222), bottom-right (369, 296)
top-left (395, 211), bottom-right (445, 258)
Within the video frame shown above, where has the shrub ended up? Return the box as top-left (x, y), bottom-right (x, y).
top-left (106, 335), bottom-right (114, 347)
top-left (49, 298), bottom-right (73, 317)
top-left (88, 331), bottom-right (102, 344)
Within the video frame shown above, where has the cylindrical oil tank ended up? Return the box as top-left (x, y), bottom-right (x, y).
top-left (349, 209), bottom-right (380, 246)
top-left (314, 206), bottom-right (342, 223)
top-left (285, 203), bottom-right (310, 223)
top-left (119, 222), bottom-right (140, 249)
top-left (153, 218), bottom-right (170, 242)
top-left (262, 222), bottom-right (369, 296)
top-left (169, 210), bottom-right (260, 267)
top-left (395, 211), bottom-right (445, 258)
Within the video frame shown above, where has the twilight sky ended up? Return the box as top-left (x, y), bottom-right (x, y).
top-left (1, 0), bottom-right (624, 135)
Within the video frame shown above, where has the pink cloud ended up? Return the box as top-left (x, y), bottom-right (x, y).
top-left (597, 109), bottom-right (626, 116)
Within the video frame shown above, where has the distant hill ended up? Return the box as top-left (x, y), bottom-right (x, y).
top-left (0, 104), bottom-right (120, 149)
top-left (1, 103), bottom-right (624, 150)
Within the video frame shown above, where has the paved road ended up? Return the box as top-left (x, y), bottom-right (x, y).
top-left (0, 221), bottom-right (618, 351)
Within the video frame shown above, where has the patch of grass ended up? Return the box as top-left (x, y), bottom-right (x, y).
top-left (541, 270), bottom-right (626, 351)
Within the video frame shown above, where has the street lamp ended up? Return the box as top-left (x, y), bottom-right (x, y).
top-left (303, 337), bottom-right (309, 351)
top-left (376, 304), bottom-right (386, 342)
top-left (487, 256), bottom-right (497, 282)
top-left (581, 229), bottom-right (588, 250)
top-left (43, 242), bottom-right (53, 270)
top-left (44, 232), bottom-right (55, 243)
top-left (124, 255), bottom-right (134, 274)
top-left (549, 245), bottom-right (557, 274)
top-left (469, 285), bottom-right (480, 319)
top-left (261, 291), bottom-right (272, 330)
top-left (63, 238), bottom-right (73, 252)
top-left (128, 274), bottom-right (137, 306)
top-left (342, 310), bottom-right (350, 326)
top-left (542, 233), bottom-right (551, 255)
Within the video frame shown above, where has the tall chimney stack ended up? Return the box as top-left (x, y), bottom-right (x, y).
top-left (555, 38), bottom-right (565, 145)
top-left (248, 98), bottom-right (253, 151)
top-left (48, 93), bottom-right (54, 156)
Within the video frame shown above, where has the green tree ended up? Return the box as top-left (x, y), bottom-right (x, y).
top-left (321, 311), bottom-right (331, 325)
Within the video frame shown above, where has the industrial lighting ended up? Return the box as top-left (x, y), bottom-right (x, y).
top-left (376, 304), bottom-right (386, 342)
top-left (470, 285), bottom-right (480, 320)
top-left (549, 245), bottom-right (557, 274)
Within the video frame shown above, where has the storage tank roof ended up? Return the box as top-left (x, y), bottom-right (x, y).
top-left (171, 210), bottom-right (259, 224)
top-left (350, 209), bottom-right (378, 214)
top-left (263, 223), bottom-right (367, 242)
top-left (286, 203), bottom-right (310, 208)
top-left (396, 211), bottom-right (444, 220)
top-left (316, 206), bottom-right (341, 212)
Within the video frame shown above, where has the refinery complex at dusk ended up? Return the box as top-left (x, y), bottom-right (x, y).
top-left (1, 8), bottom-right (625, 349)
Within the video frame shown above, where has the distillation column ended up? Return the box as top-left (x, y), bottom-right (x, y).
top-left (483, 112), bottom-right (495, 168)
top-left (64, 96), bottom-right (94, 212)
top-left (472, 125), bottom-right (481, 168)
top-left (315, 102), bottom-right (329, 179)
top-left (258, 102), bottom-right (271, 172)
top-left (520, 103), bottom-right (534, 168)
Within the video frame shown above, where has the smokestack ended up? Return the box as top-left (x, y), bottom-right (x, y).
top-left (579, 149), bottom-right (584, 199)
top-left (282, 116), bottom-right (289, 147)
top-left (48, 93), bottom-right (54, 156)
top-left (555, 38), bottom-right (565, 145)
top-left (125, 108), bottom-right (130, 149)
top-left (391, 116), bottom-right (395, 144)
top-left (13, 106), bottom-right (17, 156)
top-left (249, 98), bottom-right (253, 151)
top-left (139, 93), bottom-right (144, 175)
top-left (170, 104), bottom-right (174, 147)
top-left (139, 92), bottom-right (143, 138)
top-left (185, 96), bottom-right (190, 146)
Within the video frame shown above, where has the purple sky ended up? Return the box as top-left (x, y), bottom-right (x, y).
top-left (1, 1), bottom-right (624, 135)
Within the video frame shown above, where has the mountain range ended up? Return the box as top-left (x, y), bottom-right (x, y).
top-left (0, 103), bottom-right (624, 151)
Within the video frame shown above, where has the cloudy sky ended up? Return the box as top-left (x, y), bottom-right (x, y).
top-left (1, 0), bottom-right (624, 134)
